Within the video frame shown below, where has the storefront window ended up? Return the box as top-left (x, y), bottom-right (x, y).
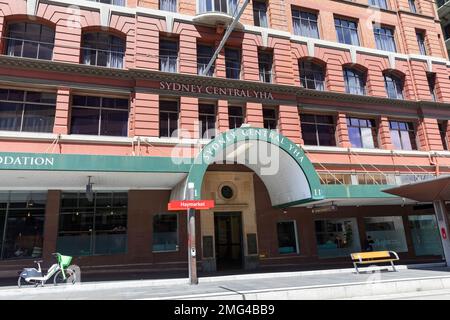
top-left (57, 192), bottom-right (128, 256)
top-left (0, 192), bottom-right (46, 260)
top-left (315, 218), bottom-right (360, 258)
top-left (153, 213), bottom-right (178, 252)
top-left (277, 221), bottom-right (299, 254)
top-left (409, 215), bottom-right (443, 256)
top-left (364, 216), bottom-right (408, 252)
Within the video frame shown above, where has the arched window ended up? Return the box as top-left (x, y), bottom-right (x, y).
top-left (299, 60), bottom-right (325, 91)
top-left (384, 72), bottom-right (404, 100)
top-left (5, 22), bottom-right (55, 60)
top-left (81, 32), bottom-right (126, 69)
top-left (343, 67), bottom-right (366, 95)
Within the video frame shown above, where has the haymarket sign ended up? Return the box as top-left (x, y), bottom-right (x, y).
top-left (160, 81), bottom-right (274, 100)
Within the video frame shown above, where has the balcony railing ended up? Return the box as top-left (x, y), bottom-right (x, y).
top-left (197, 62), bottom-right (215, 76)
top-left (345, 85), bottom-right (366, 96)
top-left (318, 172), bottom-right (437, 186)
top-left (300, 78), bottom-right (325, 91)
top-left (159, 55), bottom-right (178, 73)
top-left (5, 37), bottom-right (54, 61)
top-left (81, 47), bottom-right (125, 69)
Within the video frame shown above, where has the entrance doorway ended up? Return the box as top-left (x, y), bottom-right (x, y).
top-left (214, 212), bottom-right (243, 270)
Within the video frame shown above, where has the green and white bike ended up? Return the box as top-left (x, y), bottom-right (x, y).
top-left (18, 253), bottom-right (78, 288)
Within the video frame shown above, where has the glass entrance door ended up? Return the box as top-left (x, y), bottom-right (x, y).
top-left (214, 212), bottom-right (243, 270)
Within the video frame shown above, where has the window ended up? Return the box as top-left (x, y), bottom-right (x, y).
top-left (369, 0), bottom-right (388, 9)
top-left (81, 32), bottom-right (125, 68)
top-left (292, 9), bottom-right (319, 39)
top-left (57, 192), bottom-right (128, 256)
top-left (0, 192), bottom-right (46, 260)
top-left (160, 0), bottom-right (177, 12)
top-left (258, 51), bottom-right (273, 83)
top-left (199, 104), bottom-right (216, 139)
top-left (335, 17), bottom-right (359, 46)
top-left (364, 216), bottom-right (408, 252)
top-left (300, 114), bottom-right (336, 147)
top-left (197, 44), bottom-right (215, 76)
top-left (384, 73), bottom-right (404, 99)
top-left (416, 31), bottom-right (427, 55)
top-left (438, 121), bottom-right (448, 150)
top-left (409, 0), bottom-right (417, 13)
top-left (263, 107), bottom-right (277, 130)
top-left (299, 60), bottom-right (325, 91)
top-left (159, 100), bottom-right (179, 138)
top-left (228, 106), bottom-right (244, 129)
top-left (70, 95), bottom-right (129, 137)
top-left (427, 73), bottom-right (437, 102)
top-left (153, 213), bottom-right (178, 252)
top-left (225, 48), bottom-right (241, 79)
top-left (277, 221), bottom-right (299, 254)
top-left (374, 26), bottom-right (396, 52)
top-left (347, 117), bottom-right (377, 149)
top-left (88, 0), bottom-right (125, 5)
top-left (253, 1), bottom-right (268, 28)
top-left (409, 215), bottom-right (443, 256)
top-left (343, 67), bottom-right (366, 95)
top-left (0, 89), bottom-right (56, 133)
top-left (159, 38), bottom-right (178, 73)
top-left (6, 22), bottom-right (55, 60)
top-left (389, 120), bottom-right (417, 150)
top-left (315, 218), bottom-right (361, 259)
top-left (198, 0), bottom-right (237, 15)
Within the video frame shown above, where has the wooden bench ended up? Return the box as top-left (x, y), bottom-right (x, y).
top-left (351, 251), bottom-right (399, 273)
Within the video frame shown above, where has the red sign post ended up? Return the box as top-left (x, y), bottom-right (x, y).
top-left (168, 197), bottom-right (215, 285)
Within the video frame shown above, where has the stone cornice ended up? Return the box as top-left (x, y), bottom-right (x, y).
top-left (1, 55), bottom-right (450, 112)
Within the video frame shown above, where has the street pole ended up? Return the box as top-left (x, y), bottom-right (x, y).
top-left (187, 183), bottom-right (198, 285)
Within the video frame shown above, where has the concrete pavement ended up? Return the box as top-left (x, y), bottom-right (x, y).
top-left (1, 264), bottom-right (450, 300)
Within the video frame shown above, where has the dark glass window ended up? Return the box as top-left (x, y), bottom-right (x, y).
top-left (160, 38), bottom-right (178, 73)
top-left (335, 17), bottom-right (359, 46)
top-left (347, 117), bottom-right (377, 149)
top-left (6, 22), bottom-right (55, 60)
top-left (199, 104), bottom-right (216, 139)
top-left (384, 73), bottom-right (404, 99)
top-left (263, 107), bottom-right (277, 130)
top-left (416, 31), bottom-right (427, 55)
top-left (299, 60), bottom-right (325, 91)
top-left (374, 26), bottom-right (396, 52)
top-left (292, 9), bottom-right (319, 39)
top-left (81, 32), bottom-right (125, 68)
top-left (389, 120), bottom-right (417, 150)
top-left (0, 88), bottom-right (56, 133)
top-left (258, 51), bottom-right (273, 83)
top-left (0, 192), bottom-right (46, 260)
top-left (225, 48), bottom-right (241, 79)
top-left (369, 0), bottom-right (388, 9)
top-left (160, 0), bottom-right (177, 12)
top-left (57, 192), bottom-right (128, 256)
top-left (438, 121), bottom-right (448, 150)
top-left (159, 100), bottom-right (179, 138)
top-left (70, 95), bottom-right (129, 137)
top-left (343, 67), bottom-right (366, 95)
top-left (409, 0), bottom-right (417, 13)
top-left (253, 1), bottom-right (268, 27)
top-left (88, 0), bottom-right (126, 5)
top-left (198, 0), bottom-right (237, 15)
top-left (277, 221), bottom-right (299, 254)
top-left (427, 73), bottom-right (437, 102)
top-left (300, 114), bottom-right (336, 147)
top-left (197, 44), bottom-right (215, 76)
top-left (153, 214), bottom-right (178, 252)
top-left (228, 106), bottom-right (244, 129)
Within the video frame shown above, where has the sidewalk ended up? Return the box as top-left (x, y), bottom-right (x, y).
top-left (1, 263), bottom-right (450, 300)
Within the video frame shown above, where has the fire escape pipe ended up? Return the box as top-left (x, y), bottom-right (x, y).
top-left (202, 0), bottom-right (251, 76)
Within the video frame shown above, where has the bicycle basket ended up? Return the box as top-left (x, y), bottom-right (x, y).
top-left (57, 254), bottom-right (72, 268)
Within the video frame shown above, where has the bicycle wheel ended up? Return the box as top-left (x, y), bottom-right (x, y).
top-left (17, 276), bottom-right (37, 288)
top-left (53, 269), bottom-right (76, 286)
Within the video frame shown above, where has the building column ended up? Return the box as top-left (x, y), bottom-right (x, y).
top-left (179, 33), bottom-right (197, 74)
top-left (53, 87), bottom-right (71, 135)
top-left (278, 105), bottom-right (301, 144)
top-left (417, 117), bottom-right (444, 151)
top-left (134, 92), bottom-right (159, 137)
top-left (242, 34), bottom-right (260, 82)
top-left (433, 200), bottom-right (450, 266)
top-left (217, 100), bottom-right (229, 133)
top-left (246, 102), bottom-right (264, 128)
top-left (336, 112), bottom-right (351, 148)
top-left (378, 116), bottom-right (393, 150)
top-left (180, 96), bottom-right (199, 139)
top-left (42, 190), bottom-right (61, 261)
top-left (53, 24), bottom-right (81, 64)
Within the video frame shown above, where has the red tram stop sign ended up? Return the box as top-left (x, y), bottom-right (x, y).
top-left (168, 200), bottom-right (215, 211)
